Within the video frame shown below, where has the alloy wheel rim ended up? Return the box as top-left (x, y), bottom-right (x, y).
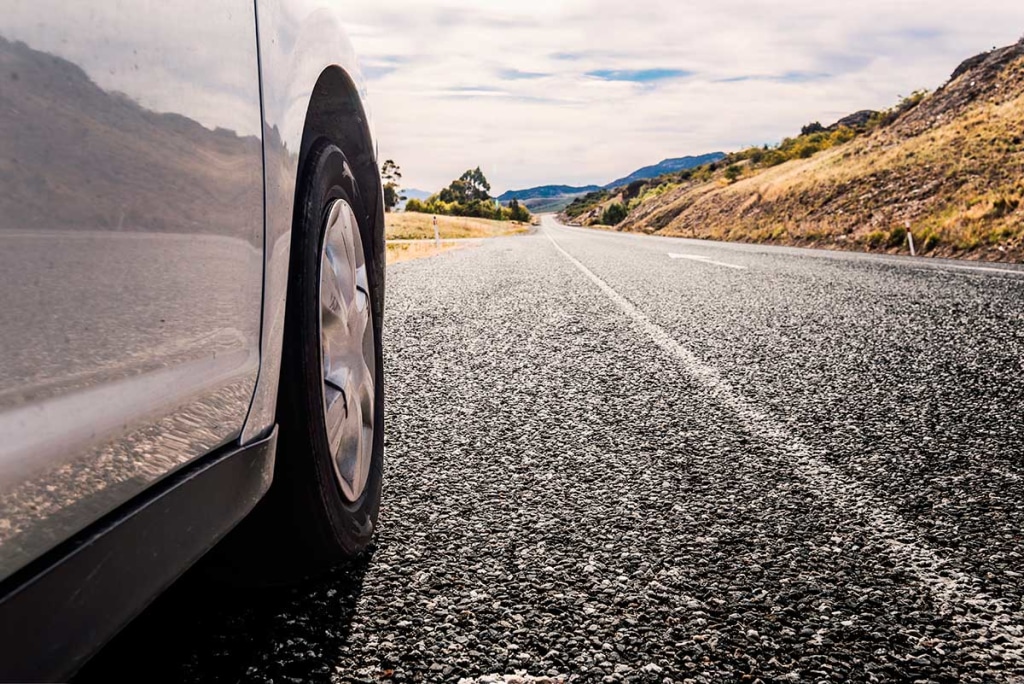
top-left (318, 199), bottom-right (375, 502)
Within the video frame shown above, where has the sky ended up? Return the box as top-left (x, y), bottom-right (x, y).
top-left (343, 1), bottom-right (1024, 194)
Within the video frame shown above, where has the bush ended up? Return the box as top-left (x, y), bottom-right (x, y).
top-left (623, 180), bottom-right (647, 202)
top-left (600, 202), bottom-right (629, 226)
top-left (724, 165), bottom-right (742, 183)
top-left (405, 198), bottom-right (428, 213)
top-left (565, 190), bottom-right (611, 218)
top-left (888, 225), bottom-right (907, 247)
top-left (505, 199), bottom-right (531, 222)
top-left (987, 196), bottom-right (1020, 218)
top-left (865, 230), bottom-right (887, 248)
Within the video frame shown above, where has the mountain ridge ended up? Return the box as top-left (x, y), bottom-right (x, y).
top-left (602, 152), bottom-right (726, 189)
top-left (495, 153), bottom-right (727, 207)
top-left (496, 185), bottom-right (601, 202)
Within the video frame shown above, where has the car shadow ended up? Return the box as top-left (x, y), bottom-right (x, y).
top-left (75, 544), bottom-right (376, 683)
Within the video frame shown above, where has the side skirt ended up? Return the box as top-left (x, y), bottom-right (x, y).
top-left (0, 427), bottom-right (278, 681)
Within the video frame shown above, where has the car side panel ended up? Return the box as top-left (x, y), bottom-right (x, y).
top-left (0, 1), bottom-right (265, 582)
top-left (241, 0), bottom-right (382, 443)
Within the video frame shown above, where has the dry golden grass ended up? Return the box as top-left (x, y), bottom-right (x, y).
top-left (385, 212), bottom-right (530, 240)
top-left (385, 240), bottom-right (466, 265)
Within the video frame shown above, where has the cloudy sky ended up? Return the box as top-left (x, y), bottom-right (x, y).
top-left (343, 1), bottom-right (1024, 194)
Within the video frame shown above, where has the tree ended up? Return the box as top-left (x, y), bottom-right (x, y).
top-left (381, 159), bottom-right (404, 212)
top-left (507, 199), bottom-right (531, 223)
top-left (801, 121), bottom-right (826, 136)
top-left (439, 167), bottom-right (491, 204)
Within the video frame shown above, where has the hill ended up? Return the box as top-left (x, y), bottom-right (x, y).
top-left (495, 155), bottom-right (726, 213)
top-left (403, 189), bottom-right (433, 201)
top-left (602, 153), bottom-right (726, 188)
top-left (563, 39), bottom-right (1024, 263)
top-left (396, 188), bottom-right (432, 211)
top-left (497, 185), bottom-right (601, 202)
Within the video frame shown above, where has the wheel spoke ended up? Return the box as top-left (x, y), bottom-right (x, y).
top-left (320, 257), bottom-right (346, 324)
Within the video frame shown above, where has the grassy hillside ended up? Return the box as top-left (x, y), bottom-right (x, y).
top-left (565, 39), bottom-right (1024, 262)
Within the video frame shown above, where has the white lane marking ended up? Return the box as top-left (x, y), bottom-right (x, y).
top-left (668, 253), bottom-right (747, 270)
top-left (910, 262), bottom-right (1024, 277)
top-left (544, 227), bottom-right (1024, 672)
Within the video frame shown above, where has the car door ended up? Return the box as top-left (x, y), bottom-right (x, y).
top-left (0, 1), bottom-right (265, 581)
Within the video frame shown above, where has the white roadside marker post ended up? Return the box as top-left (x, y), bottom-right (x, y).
top-left (433, 215), bottom-right (440, 248)
top-left (906, 220), bottom-right (916, 257)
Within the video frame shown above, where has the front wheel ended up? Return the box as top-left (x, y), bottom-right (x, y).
top-left (221, 141), bottom-right (384, 582)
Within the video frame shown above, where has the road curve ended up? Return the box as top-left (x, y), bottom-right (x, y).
top-left (82, 215), bottom-right (1024, 683)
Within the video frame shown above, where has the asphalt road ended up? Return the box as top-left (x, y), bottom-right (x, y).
top-left (82, 215), bottom-right (1024, 683)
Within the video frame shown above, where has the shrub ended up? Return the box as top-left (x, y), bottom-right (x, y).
top-left (865, 230), bottom-right (887, 248)
top-left (888, 225), bottom-right (907, 247)
top-left (601, 202), bottom-right (629, 226)
top-left (724, 165), bottom-right (742, 183)
top-left (505, 199), bottom-right (531, 222)
top-left (987, 196), bottom-right (1020, 218)
top-left (564, 190), bottom-right (611, 218)
top-left (623, 180), bottom-right (647, 202)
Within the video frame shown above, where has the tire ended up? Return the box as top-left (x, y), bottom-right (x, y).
top-left (213, 140), bottom-right (384, 583)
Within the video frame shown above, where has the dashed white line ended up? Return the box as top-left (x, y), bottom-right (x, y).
top-left (544, 226), bottom-right (1024, 675)
top-left (668, 253), bottom-right (748, 270)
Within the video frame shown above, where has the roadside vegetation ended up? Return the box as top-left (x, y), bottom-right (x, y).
top-left (385, 211), bottom-right (531, 265)
top-left (386, 213), bottom-right (530, 240)
top-left (385, 241), bottom-right (464, 265)
top-left (561, 39), bottom-right (1024, 262)
top-left (405, 167), bottom-right (532, 222)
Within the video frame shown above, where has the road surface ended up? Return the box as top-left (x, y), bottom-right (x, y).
top-left (82, 215), bottom-right (1024, 682)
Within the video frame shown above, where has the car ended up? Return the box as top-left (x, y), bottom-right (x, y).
top-left (0, 1), bottom-right (385, 679)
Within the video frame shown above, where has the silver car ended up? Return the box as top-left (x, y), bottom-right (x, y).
top-left (0, 1), bottom-right (385, 678)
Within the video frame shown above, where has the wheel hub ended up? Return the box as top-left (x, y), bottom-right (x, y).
top-left (318, 199), bottom-right (375, 502)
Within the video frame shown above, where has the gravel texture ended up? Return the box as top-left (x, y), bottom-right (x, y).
top-left (81, 218), bottom-right (1024, 683)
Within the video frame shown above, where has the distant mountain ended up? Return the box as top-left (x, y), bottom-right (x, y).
top-left (496, 154), bottom-right (728, 209)
top-left (604, 153), bottom-right (726, 189)
top-left (497, 185), bottom-right (601, 202)
top-left (396, 188), bottom-right (432, 211)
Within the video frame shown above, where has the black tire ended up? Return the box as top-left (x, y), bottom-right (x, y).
top-left (213, 140), bottom-right (384, 583)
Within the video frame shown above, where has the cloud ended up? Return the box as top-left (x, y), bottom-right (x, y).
top-left (586, 68), bottom-right (694, 83)
top-left (498, 68), bottom-right (552, 80)
top-left (717, 71), bottom-right (831, 84)
top-left (341, 0), bottom-right (1024, 193)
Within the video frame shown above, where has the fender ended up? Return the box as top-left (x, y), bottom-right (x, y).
top-left (241, 0), bottom-right (384, 443)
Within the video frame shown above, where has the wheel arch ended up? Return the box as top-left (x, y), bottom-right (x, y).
top-left (240, 2), bottom-right (385, 445)
top-left (298, 65), bottom-right (383, 230)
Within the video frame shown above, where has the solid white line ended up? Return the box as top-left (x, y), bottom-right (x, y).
top-left (914, 262), bottom-right (1024, 277)
top-left (543, 226), bottom-right (1024, 673)
top-left (668, 253), bottom-right (747, 270)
